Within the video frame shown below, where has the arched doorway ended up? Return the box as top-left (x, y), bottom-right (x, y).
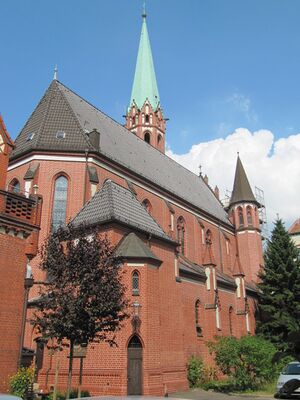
top-left (127, 335), bottom-right (143, 395)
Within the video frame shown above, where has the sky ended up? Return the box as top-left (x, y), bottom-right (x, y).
top-left (1, 0), bottom-right (300, 231)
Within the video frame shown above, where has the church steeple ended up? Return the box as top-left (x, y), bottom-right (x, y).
top-left (129, 11), bottom-right (160, 111)
top-left (125, 9), bottom-right (166, 153)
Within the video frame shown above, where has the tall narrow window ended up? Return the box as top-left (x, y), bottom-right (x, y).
top-left (195, 300), bottom-right (202, 336)
top-left (132, 271), bottom-right (140, 295)
top-left (177, 217), bottom-right (185, 255)
top-left (144, 131), bottom-right (151, 144)
top-left (142, 199), bottom-right (152, 214)
top-left (247, 207), bottom-right (252, 226)
top-left (205, 229), bottom-right (212, 245)
top-left (10, 179), bottom-right (20, 193)
top-left (52, 176), bottom-right (68, 231)
top-left (238, 207), bottom-right (244, 226)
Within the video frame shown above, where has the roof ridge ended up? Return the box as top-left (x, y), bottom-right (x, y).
top-left (109, 179), bottom-right (169, 238)
top-left (105, 180), bottom-right (115, 220)
top-left (35, 81), bottom-right (57, 149)
top-left (56, 81), bottom-right (93, 149)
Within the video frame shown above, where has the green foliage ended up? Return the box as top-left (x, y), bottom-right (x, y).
top-left (9, 367), bottom-right (34, 399)
top-left (201, 379), bottom-right (236, 393)
top-left (187, 356), bottom-right (204, 387)
top-left (187, 356), bottom-right (218, 388)
top-left (32, 223), bottom-right (129, 398)
top-left (256, 219), bottom-right (300, 354)
top-left (208, 336), bottom-right (281, 390)
top-left (33, 223), bottom-right (129, 348)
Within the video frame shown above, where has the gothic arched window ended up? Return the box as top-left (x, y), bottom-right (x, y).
top-left (52, 175), bottom-right (68, 231)
top-left (195, 299), bottom-right (202, 336)
top-left (132, 271), bottom-right (140, 296)
top-left (177, 217), bottom-right (186, 255)
top-left (238, 207), bottom-right (244, 226)
top-left (247, 206), bottom-right (253, 226)
top-left (142, 199), bottom-right (152, 214)
top-left (144, 131), bottom-right (151, 144)
top-left (205, 229), bottom-right (212, 245)
top-left (10, 179), bottom-right (20, 193)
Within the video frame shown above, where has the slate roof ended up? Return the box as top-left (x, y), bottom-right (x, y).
top-left (71, 179), bottom-right (171, 241)
top-left (115, 232), bottom-right (161, 263)
top-left (12, 80), bottom-right (230, 225)
top-left (230, 156), bottom-right (257, 206)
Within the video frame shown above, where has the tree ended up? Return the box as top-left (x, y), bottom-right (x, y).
top-left (256, 218), bottom-right (300, 353)
top-left (207, 336), bottom-right (279, 390)
top-left (33, 224), bottom-right (128, 399)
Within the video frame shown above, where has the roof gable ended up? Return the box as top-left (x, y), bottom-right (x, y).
top-left (0, 115), bottom-right (14, 149)
top-left (116, 232), bottom-right (161, 263)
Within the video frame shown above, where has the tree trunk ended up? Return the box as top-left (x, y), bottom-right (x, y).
top-left (66, 341), bottom-right (74, 400)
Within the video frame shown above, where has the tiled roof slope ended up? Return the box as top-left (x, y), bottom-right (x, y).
top-left (12, 80), bottom-right (230, 225)
top-left (289, 218), bottom-right (300, 235)
top-left (11, 81), bottom-right (92, 158)
top-left (71, 179), bottom-right (171, 241)
top-left (230, 156), bottom-right (256, 206)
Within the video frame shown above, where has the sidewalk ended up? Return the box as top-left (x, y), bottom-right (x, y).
top-left (172, 388), bottom-right (274, 400)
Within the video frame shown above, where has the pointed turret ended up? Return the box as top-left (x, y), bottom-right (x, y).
top-left (228, 155), bottom-right (263, 283)
top-left (125, 10), bottom-right (166, 153)
top-left (229, 156), bottom-right (256, 207)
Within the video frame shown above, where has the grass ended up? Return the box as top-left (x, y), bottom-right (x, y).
top-left (234, 381), bottom-right (277, 396)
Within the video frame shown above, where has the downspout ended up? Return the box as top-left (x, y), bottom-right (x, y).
top-left (218, 224), bottom-right (224, 272)
top-left (83, 149), bottom-right (88, 205)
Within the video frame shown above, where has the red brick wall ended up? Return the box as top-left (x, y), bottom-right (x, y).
top-left (7, 155), bottom-right (260, 395)
top-left (0, 233), bottom-right (27, 392)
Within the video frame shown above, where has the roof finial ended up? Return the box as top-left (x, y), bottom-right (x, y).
top-left (53, 65), bottom-right (58, 81)
top-left (237, 151), bottom-right (240, 157)
top-left (142, 1), bottom-right (147, 19)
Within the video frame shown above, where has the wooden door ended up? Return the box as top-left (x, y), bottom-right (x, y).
top-left (127, 336), bottom-right (142, 395)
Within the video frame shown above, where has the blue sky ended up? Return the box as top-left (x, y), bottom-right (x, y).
top-left (1, 0), bottom-right (300, 153)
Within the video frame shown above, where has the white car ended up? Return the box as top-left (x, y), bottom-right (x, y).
top-left (276, 361), bottom-right (300, 397)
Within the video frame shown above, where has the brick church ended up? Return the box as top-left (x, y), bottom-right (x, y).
top-left (2, 10), bottom-right (264, 396)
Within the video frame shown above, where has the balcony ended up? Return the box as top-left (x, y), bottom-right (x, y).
top-left (0, 189), bottom-right (42, 228)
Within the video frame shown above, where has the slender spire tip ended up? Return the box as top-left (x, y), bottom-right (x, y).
top-left (142, 1), bottom-right (146, 18)
top-left (53, 65), bottom-right (58, 80)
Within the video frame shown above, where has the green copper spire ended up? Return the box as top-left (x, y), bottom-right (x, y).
top-left (129, 11), bottom-right (160, 111)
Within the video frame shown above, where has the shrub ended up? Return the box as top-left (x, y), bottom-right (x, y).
top-left (9, 367), bottom-right (35, 399)
top-left (208, 336), bottom-right (282, 390)
top-left (48, 389), bottom-right (91, 400)
top-left (202, 379), bottom-right (236, 393)
top-left (187, 356), bottom-right (204, 387)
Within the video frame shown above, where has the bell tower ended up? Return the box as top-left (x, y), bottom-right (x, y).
top-left (125, 9), bottom-right (166, 153)
top-left (228, 156), bottom-right (264, 283)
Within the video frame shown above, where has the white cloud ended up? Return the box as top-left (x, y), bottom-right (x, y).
top-left (166, 128), bottom-right (300, 230)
